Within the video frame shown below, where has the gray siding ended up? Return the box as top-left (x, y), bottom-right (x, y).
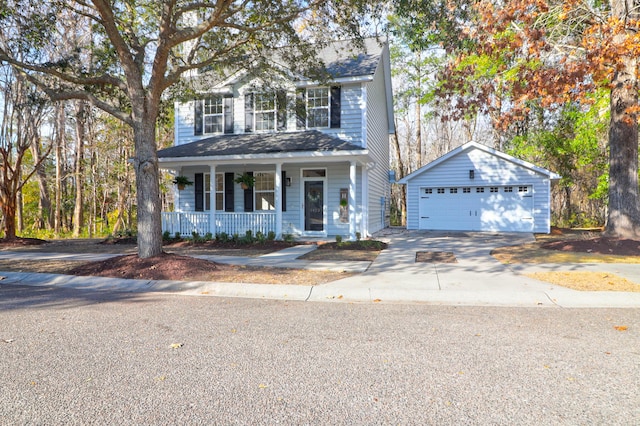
top-left (404, 148), bottom-right (553, 233)
top-left (174, 84), bottom-right (365, 147)
top-left (363, 52), bottom-right (391, 234)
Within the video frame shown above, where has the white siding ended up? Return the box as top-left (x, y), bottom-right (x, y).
top-left (405, 148), bottom-right (553, 233)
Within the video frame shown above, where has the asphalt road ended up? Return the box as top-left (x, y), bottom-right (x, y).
top-left (1, 285), bottom-right (638, 425)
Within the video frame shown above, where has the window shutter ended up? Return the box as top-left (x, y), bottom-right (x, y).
top-left (194, 100), bottom-right (203, 135)
top-left (296, 88), bottom-right (306, 130)
top-left (243, 171), bottom-right (254, 212)
top-left (224, 96), bottom-right (234, 134)
top-left (194, 173), bottom-right (204, 212)
top-left (224, 172), bottom-right (234, 212)
top-left (330, 86), bottom-right (341, 128)
top-left (281, 171), bottom-right (287, 212)
top-left (277, 90), bottom-right (287, 131)
top-left (244, 93), bottom-right (254, 133)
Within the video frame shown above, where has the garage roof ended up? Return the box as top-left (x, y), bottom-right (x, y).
top-left (397, 142), bottom-right (561, 184)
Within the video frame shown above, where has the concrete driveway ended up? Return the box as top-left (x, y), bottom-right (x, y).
top-left (312, 229), bottom-right (640, 308)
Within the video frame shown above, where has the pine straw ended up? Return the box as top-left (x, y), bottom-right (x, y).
top-left (526, 271), bottom-right (640, 292)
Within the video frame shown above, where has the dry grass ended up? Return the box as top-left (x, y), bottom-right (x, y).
top-left (526, 271), bottom-right (640, 292)
top-left (492, 244), bottom-right (640, 264)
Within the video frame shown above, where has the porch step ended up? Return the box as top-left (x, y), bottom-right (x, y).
top-left (259, 244), bottom-right (317, 261)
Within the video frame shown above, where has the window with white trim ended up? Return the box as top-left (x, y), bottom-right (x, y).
top-left (463, 187), bottom-right (471, 193)
top-left (450, 188), bottom-right (458, 194)
top-left (504, 186), bottom-right (513, 193)
top-left (203, 97), bottom-right (224, 134)
top-left (490, 187), bottom-right (499, 193)
top-left (254, 172), bottom-right (275, 210)
top-left (215, 173), bottom-right (224, 210)
top-left (307, 88), bottom-right (329, 128)
top-left (518, 186), bottom-right (529, 193)
top-left (424, 188), bottom-right (433, 194)
top-left (255, 93), bottom-right (276, 131)
top-left (204, 173), bottom-right (225, 211)
top-left (437, 188), bottom-right (445, 194)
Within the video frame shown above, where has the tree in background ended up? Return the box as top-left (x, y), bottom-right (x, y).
top-left (394, 0), bottom-right (640, 238)
top-left (388, 7), bottom-right (493, 225)
top-left (0, 66), bottom-right (51, 239)
top-left (0, 0), bottom-right (380, 257)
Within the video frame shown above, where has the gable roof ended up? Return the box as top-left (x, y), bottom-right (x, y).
top-left (158, 130), bottom-right (365, 161)
top-left (398, 141), bottom-right (561, 184)
top-left (199, 37), bottom-right (386, 91)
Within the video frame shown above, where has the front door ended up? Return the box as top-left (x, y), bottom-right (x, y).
top-left (304, 181), bottom-right (324, 231)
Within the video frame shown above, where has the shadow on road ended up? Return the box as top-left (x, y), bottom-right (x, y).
top-left (0, 284), bottom-right (157, 311)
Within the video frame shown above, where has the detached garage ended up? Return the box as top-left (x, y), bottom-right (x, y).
top-left (398, 142), bottom-right (561, 233)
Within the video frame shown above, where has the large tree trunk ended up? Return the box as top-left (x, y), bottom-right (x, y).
top-left (54, 102), bottom-right (65, 236)
top-left (606, 0), bottom-right (640, 239)
top-left (132, 111), bottom-right (163, 258)
top-left (1, 195), bottom-right (17, 240)
top-left (72, 101), bottom-right (86, 237)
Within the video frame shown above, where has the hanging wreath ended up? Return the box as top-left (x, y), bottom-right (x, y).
top-left (307, 190), bottom-right (321, 203)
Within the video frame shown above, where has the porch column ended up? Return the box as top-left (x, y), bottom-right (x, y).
top-left (209, 164), bottom-right (216, 236)
top-left (362, 166), bottom-right (369, 238)
top-left (274, 162), bottom-right (282, 239)
top-left (349, 161), bottom-right (357, 240)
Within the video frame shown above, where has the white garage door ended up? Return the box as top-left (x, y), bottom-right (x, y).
top-left (418, 185), bottom-right (534, 232)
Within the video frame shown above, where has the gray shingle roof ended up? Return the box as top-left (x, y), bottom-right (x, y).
top-left (157, 130), bottom-right (364, 159)
top-left (318, 38), bottom-right (384, 78)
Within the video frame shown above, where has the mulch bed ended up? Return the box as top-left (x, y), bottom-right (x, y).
top-left (317, 241), bottom-right (388, 250)
top-left (68, 252), bottom-right (222, 281)
top-left (540, 237), bottom-right (640, 256)
top-left (0, 237), bottom-right (47, 246)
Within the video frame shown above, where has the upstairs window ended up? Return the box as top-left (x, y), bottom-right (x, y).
top-left (203, 97), bottom-right (224, 134)
top-left (254, 93), bottom-right (276, 131)
top-left (307, 88), bottom-right (329, 128)
top-left (296, 86), bottom-right (341, 130)
top-left (194, 95), bottom-right (233, 135)
top-left (245, 91), bottom-right (287, 133)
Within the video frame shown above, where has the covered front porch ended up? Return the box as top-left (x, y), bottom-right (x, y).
top-left (157, 131), bottom-right (375, 240)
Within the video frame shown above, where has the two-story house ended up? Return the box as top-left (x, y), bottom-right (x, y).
top-left (157, 38), bottom-right (394, 240)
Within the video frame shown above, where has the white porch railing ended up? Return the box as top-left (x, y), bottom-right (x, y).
top-left (161, 212), bottom-right (277, 237)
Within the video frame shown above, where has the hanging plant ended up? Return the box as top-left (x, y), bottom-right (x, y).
top-left (234, 173), bottom-right (255, 189)
top-left (173, 175), bottom-right (193, 190)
